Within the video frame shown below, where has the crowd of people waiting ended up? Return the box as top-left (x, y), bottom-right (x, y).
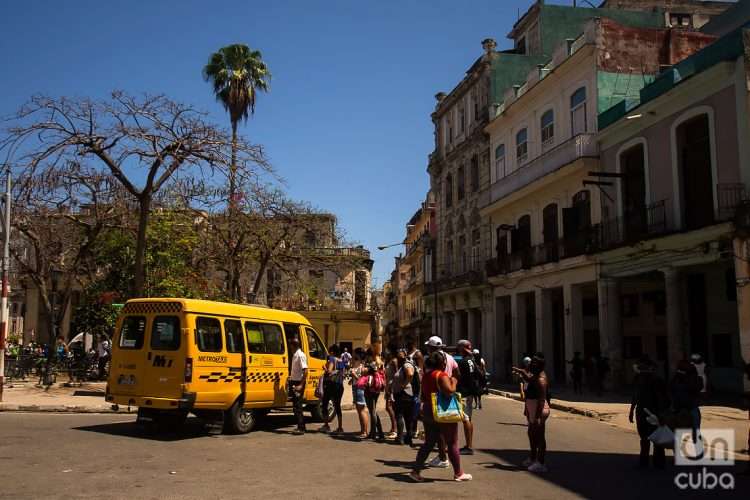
top-left (289, 335), bottom-right (492, 482)
top-left (286, 334), bottom-right (750, 480)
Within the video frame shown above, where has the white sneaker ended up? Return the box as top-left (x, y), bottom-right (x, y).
top-left (454, 473), bottom-right (473, 482)
top-left (527, 462), bottom-right (548, 473)
top-left (428, 457), bottom-right (450, 468)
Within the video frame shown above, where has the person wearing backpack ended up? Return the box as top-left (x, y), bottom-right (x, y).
top-left (393, 348), bottom-right (419, 446)
top-left (365, 361), bottom-right (386, 440)
top-left (456, 340), bottom-right (480, 455)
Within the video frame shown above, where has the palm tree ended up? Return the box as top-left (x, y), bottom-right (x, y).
top-left (203, 44), bottom-right (270, 209)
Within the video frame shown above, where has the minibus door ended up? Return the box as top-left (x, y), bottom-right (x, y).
top-left (302, 326), bottom-right (328, 402)
top-left (223, 319), bottom-right (246, 406)
top-left (143, 315), bottom-right (184, 400)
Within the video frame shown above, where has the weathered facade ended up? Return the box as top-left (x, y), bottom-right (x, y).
top-left (395, 193), bottom-right (436, 345)
top-left (481, 15), bottom-right (718, 384)
top-left (596, 26), bottom-right (750, 392)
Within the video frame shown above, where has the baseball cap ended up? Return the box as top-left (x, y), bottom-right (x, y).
top-left (472, 349), bottom-right (480, 355)
top-left (457, 339), bottom-right (472, 351)
top-left (425, 336), bottom-right (443, 347)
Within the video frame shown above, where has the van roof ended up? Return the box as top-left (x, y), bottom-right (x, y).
top-left (124, 298), bottom-right (312, 325)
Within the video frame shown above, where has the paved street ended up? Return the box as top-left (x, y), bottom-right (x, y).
top-left (0, 395), bottom-right (746, 499)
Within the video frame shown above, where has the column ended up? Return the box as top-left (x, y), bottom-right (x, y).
top-left (598, 278), bottom-right (623, 387)
top-left (537, 289), bottom-right (555, 378)
top-left (453, 312), bottom-right (462, 345)
top-left (563, 282), bottom-right (584, 365)
top-left (734, 237), bottom-right (750, 393)
top-left (466, 308), bottom-right (476, 344)
top-left (511, 293), bottom-right (524, 364)
top-left (663, 267), bottom-right (686, 374)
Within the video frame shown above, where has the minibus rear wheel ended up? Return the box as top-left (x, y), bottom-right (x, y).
top-left (225, 400), bottom-right (257, 434)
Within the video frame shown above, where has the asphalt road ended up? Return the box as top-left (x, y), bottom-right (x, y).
top-left (0, 395), bottom-right (746, 499)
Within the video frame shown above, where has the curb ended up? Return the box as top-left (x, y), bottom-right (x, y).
top-left (0, 404), bottom-right (135, 414)
top-left (488, 388), bottom-right (603, 419)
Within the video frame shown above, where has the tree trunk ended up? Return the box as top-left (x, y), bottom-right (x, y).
top-left (251, 252), bottom-right (270, 304)
top-left (133, 194), bottom-right (152, 297)
top-left (230, 122), bottom-right (238, 214)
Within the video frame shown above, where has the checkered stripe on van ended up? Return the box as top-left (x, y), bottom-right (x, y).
top-left (198, 371), bottom-right (243, 383)
top-left (123, 302), bottom-right (182, 315)
top-left (246, 371), bottom-right (282, 383)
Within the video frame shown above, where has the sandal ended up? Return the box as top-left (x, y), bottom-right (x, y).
top-left (454, 473), bottom-right (473, 482)
top-left (409, 471), bottom-right (425, 483)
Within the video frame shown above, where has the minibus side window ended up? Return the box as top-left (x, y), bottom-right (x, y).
top-left (119, 316), bottom-right (146, 349)
top-left (224, 319), bottom-right (244, 353)
top-left (305, 327), bottom-right (327, 361)
top-left (151, 316), bottom-right (180, 351)
top-left (195, 317), bottom-right (222, 352)
top-left (245, 322), bottom-right (284, 354)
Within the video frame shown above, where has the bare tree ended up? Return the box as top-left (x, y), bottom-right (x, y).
top-left (1, 92), bottom-right (270, 296)
top-left (10, 163), bottom-right (128, 342)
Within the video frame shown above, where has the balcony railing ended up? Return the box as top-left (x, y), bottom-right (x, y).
top-left (482, 133), bottom-right (598, 208)
top-left (596, 201), bottom-right (670, 251)
top-left (717, 183), bottom-right (747, 221)
top-left (298, 246), bottom-right (371, 259)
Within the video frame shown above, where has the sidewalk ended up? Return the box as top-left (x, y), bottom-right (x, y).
top-left (0, 380), bottom-right (125, 413)
top-left (489, 384), bottom-right (749, 451)
top-left (0, 381), bottom-right (361, 414)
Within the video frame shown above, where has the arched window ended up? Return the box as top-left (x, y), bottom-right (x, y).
top-left (457, 165), bottom-right (465, 201)
top-left (570, 87), bottom-right (587, 136)
top-left (470, 155), bottom-right (479, 192)
top-left (516, 128), bottom-right (528, 164)
top-left (445, 174), bottom-right (453, 208)
top-left (541, 109), bottom-right (554, 151)
top-left (542, 203), bottom-right (559, 262)
top-left (495, 144), bottom-right (506, 179)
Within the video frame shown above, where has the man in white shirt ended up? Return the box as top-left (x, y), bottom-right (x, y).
top-left (288, 337), bottom-right (308, 435)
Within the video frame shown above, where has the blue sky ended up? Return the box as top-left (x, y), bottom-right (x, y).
top-left (1, 0), bottom-right (568, 286)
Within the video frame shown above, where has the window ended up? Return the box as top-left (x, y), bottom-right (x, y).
top-left (570, 87), bottom-right (587, 136)
top-left (471, 228), bottom-right (481, 270)
top-left (245, 321), bottom-right (285, 354)
top-left (446, 240), bottom-right (454, 274)
top-left (306, 327), bottom-right (327, 360)
top-left (517, 36), bottom-right (526, 55)
top-left (195, 317), bottom-right (222, 352)
top-left (224, 319), bottom-right (244, 353)
top-left (458, 234), bottom-right (467, 273)
top-left (151, 316), bottom-right (180, 351)
top-left (494, 144), bottom-right (506, 179)
top-left (457, 166), bottom-right (465, 201)
top-left (470, 156), bottom-right (479, 192)
top-left (516, 128), bottom-right (528, 164)
top-left (541, 109), bottom-right (554, 150)
top-left (119, 316), bottom-right (146, 349)
top-left (445, 174), bottom-right (453, 208)
top-left (459, 107), bottom-right (465, 133)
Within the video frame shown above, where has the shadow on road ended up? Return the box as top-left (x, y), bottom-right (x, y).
top-left (73, 417), bottom-right (210, 442)
top-left (479, 448), bottom-right (749, 499)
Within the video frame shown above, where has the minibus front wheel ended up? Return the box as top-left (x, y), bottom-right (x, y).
top-left (225, 399), bottom-right (257, 434)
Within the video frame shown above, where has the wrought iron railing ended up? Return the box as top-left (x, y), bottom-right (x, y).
top-left (717, 183), bottom-right (747, 221)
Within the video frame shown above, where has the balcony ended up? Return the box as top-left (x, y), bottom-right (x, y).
top-left (596, 201), bottom-right (671, 251)
top-left (717, 183), bottom-right (747, 221)
top-left (482, 133), bottom-right (598, 208)
top-left (298, 246), bottom-right (371, 259)
top-left (405, 231), bottom-right (431, 258)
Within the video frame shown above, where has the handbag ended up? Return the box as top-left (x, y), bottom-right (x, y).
top-left (431, 391), bottom-right (464, 423)
top-left (314, 373), bottom-right (325, 399)
top-left (648, 425), bottom-right (675, 448)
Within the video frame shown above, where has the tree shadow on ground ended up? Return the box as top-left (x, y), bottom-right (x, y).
top-left (479, 448), bottom-right (748, 499)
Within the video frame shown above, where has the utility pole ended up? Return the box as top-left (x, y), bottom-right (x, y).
top-left (0, 172), bottom-right (11, 402)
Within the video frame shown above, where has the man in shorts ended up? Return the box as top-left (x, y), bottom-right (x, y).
top-left (456, 339), bottom-right (480, 455)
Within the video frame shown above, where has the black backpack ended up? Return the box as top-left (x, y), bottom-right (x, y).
top-left (406, 362), bottom-right (420, 398)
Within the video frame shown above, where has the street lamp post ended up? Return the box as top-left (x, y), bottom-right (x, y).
top-left (0, 172), bottom-right (11, 401)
